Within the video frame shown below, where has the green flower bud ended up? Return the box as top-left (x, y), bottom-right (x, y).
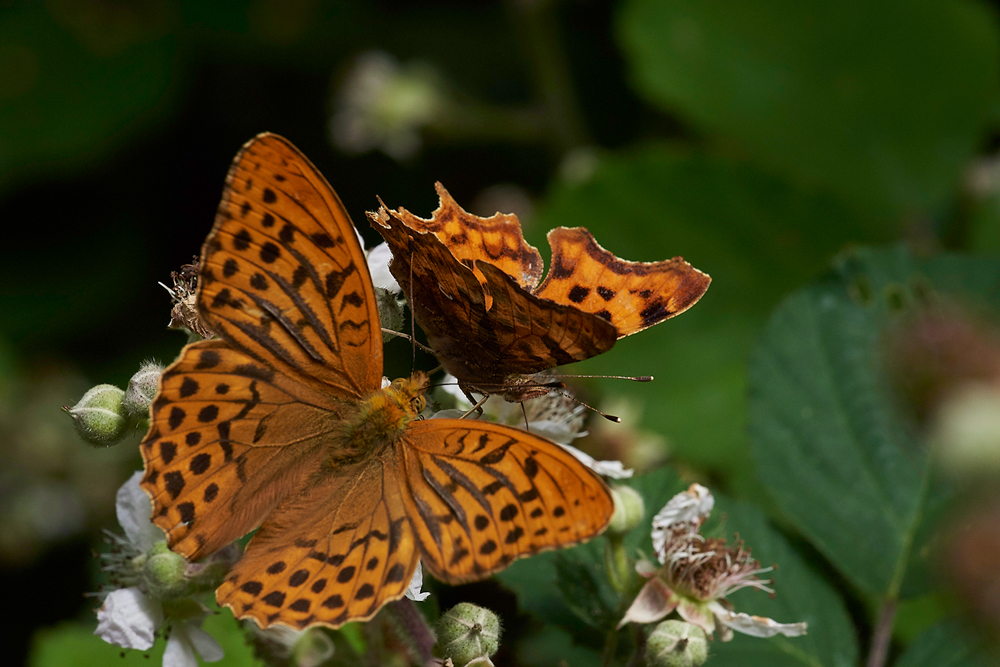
top-left (63, 384), bottom-right (127, 446)
top-left (141, 541), bottom-right (190, 600)
top-left (437, 603), bottom-right (502, 667)
top-left (122, 361), bottom-right (163, 418)
top-left (645, 620), bottom-right (708, 667)
top-left (375, 286), bottom-right (406, 341)
top-left (608, 485), bottom-right (646, 536)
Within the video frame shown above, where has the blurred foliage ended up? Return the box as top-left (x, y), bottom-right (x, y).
top-left (5, 0), bottom-right (1000, 664)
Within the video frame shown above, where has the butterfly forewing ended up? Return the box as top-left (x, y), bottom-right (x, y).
top-left (142, 339), bottom-right (353, 560)
top-left (202, 134), bottom-right (383, 397)
top-left (397, 420), bottom-right (614, 583)
top-left (535, 227), bottom-right (711, 336)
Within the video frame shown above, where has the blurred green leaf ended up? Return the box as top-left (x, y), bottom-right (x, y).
top-left (895, 620), bottom-right (997, 667)
top-left (0, 3), bottom-right (177, 193)
top-left (748, 246), bottom-right (1000, 597)
top-left (30, 610), bottom-right (260, 667)
top-left (554, 551), bottom-right (618, 630)
top-left (617, 0), bottom-right (1000, 217)
top-left (516, 626), bottom-right (603, 667)
top-left (535, 144), bottom-right (890, 488)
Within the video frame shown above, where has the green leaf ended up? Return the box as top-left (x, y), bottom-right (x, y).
top-left (30, 611), bottom-right (260, 667)
top-left (748, 246), bottom-right (1000, 596)
top-left (895, 620), bottom-right (996, 667)
top-left (535, 145), bottom-right (890, 488)
top-left (516, 626), bottom-right (603, 667)
top-left (617, 0), bottom-right (1000, 217)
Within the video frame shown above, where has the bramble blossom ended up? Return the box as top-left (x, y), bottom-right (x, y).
top-left (618, 484), bottom-right (807, 641)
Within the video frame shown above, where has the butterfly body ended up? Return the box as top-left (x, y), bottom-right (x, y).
top-left (140, 134), bottom-right (613, 630)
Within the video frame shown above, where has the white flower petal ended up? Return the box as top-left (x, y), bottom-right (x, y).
top-left (436, 374), bottom-right (473, 408)
top-left (524, 420), bottom-right (585, 446)
top-left (381, 376), bottom-right (392, 389)
top-left (405, 562), bottom-right (431, 601)
top-left (117, 471), bottom-right (165, 552)
top-left (676, 599), bottom-right (717, 636)
top-left (557, 442), bottom-right (633, 479)
top-left (163, 625), bottom-right (199, 667)
top-left (709, 602), bottom-right (808, 638)
top-left (184, 623), bottom-right (225, 662)
top-left (366, 243), bottom-right (401, 292)
top-left (651, 484), bottom-right (713, 557)
top-left (95, 587), bottom-right (164, 651)
top-left (617, 577), bottom-right (677, 628)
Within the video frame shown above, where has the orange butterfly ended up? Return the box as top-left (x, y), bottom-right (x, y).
top-left (139, 133), bottom-right (614, 630)
top-left (368, 185), bottom-right (711, 402)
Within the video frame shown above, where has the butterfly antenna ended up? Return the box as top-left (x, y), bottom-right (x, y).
top-left (545, 373), bottom-right (654, 383)
top-left (553, 389), bottom-right (621, 423)
top-left (408, 238), bottom-right (418, 371)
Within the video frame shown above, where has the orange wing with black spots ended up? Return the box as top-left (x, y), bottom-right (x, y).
top-left (397, 420), bottom-right (614, 583)
top-left (140, 133), bottom-right (614, 632)
top-left (368, 186), bottom-right (710, 401)
top-left (535, 227), bottom-right (711, 337)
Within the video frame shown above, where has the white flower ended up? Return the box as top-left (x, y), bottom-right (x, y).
top-left (329, 51), bottom-right (444, 160)
top-left (94, 472), bottom-right (225, 665)
top-left (406, 561), bottom-right (431, 602)
top-left (433, 377), bottom-right (633, 478)
top-left (366, 242), bottom-right (401, 293)
top-left (618, 485), bottom-right (807, 641)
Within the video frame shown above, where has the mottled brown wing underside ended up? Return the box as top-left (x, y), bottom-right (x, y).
top-left (216, 458), bottom-right (419, 630)
top-left (535, 227), bottom-right (711, 337)
top-left (200, 133), bottom-right (383, 398)
top-left (398, 420), bottom-right (613, 583)
top-left (368, 206), bottom-right (618, 394)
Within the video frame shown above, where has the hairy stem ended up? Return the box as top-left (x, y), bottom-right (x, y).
top-left (386, 598), bottom-right (436, 665)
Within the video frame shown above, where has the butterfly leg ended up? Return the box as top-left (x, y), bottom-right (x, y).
top-left (460, 391), bottom-right (489, 419)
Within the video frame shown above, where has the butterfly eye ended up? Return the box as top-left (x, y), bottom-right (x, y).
top-left (411, 395), bottom-right (426, 413)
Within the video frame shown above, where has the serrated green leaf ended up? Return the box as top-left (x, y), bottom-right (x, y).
top-left (748, 246), bottom-right (1000, 596)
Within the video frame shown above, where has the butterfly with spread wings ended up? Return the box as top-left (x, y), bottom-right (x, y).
top-left (139, 133), bottom-right (613, 630)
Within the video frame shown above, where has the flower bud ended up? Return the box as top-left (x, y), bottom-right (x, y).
top-left (437, 603), bottom-right (502, 667)
top-left (645, 620), bottom-right (708, 667)
top-left (375, 286), bottom-right (406, 341)
top-left (608, 485), bottom-right (646, 536)
top-left (185, 542), bottom-right (241, 593)
top-left (122, 361), bottom-right (163, 419)
top-left (141, 541), bottom-right (190, 600)
top-left (63, 384), bottom-right (127, 446)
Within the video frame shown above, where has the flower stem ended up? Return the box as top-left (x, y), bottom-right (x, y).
top-left (605, 534), bottom-right (631, 595)
top-left (385, 598), bottom-right (436, 665)
top-left (865, 598), bottom-right (897, 667)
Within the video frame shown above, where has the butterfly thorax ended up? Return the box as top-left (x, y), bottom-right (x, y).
top-left (329, 372), bottom-right (429, 467)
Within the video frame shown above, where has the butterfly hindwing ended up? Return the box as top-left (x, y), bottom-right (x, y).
top-left (396, 419), bottom-right (614, 583)
top-left (215, 458), bottom-right (419, 630)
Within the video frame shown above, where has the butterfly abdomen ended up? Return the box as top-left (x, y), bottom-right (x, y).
top-left (328, 373), bottom-right (429, 467)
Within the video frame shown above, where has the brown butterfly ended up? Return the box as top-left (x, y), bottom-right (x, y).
top-left (139, 134), bottom-right (614, 630)
top-left (367, 184), bottom-right (711, 402)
